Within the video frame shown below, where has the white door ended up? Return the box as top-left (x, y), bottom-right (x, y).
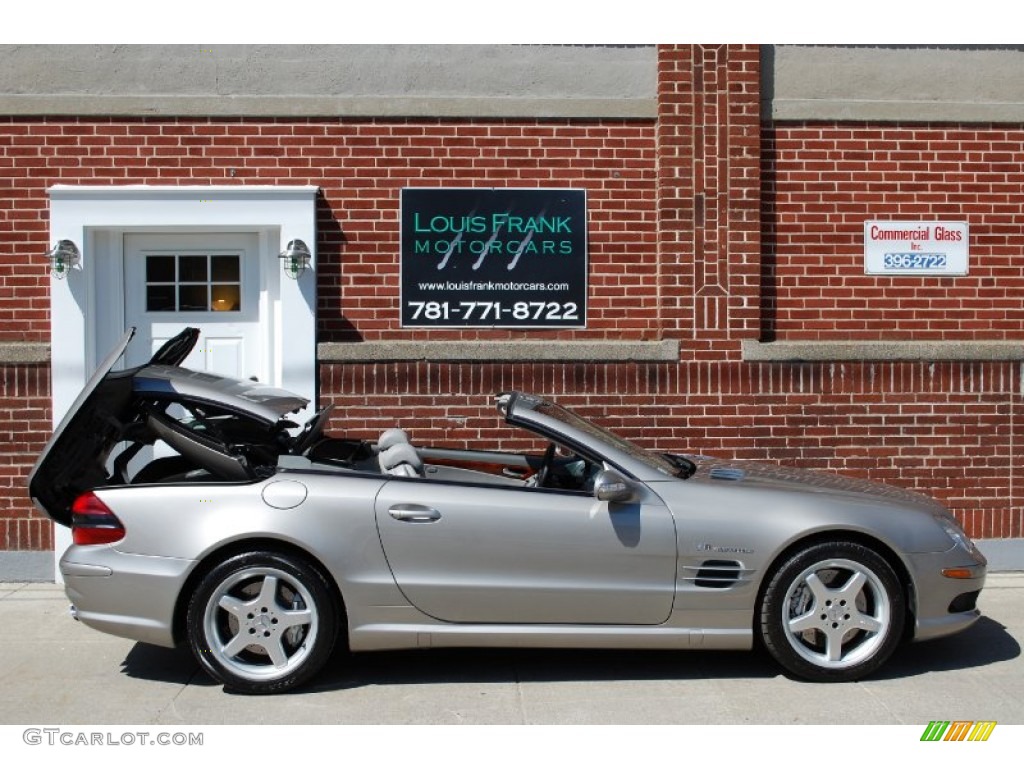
top-left (123, 233), bottom-right (263, 379)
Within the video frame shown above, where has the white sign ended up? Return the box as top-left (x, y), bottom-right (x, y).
top-left (864, 221), bottom-right (969, 275)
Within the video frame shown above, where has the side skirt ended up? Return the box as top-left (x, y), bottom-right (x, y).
top-left (348, 623), bottom-right (753, 652)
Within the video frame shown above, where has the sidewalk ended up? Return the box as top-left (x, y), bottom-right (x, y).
top-left (1, 574), bottom-right (1021, 725)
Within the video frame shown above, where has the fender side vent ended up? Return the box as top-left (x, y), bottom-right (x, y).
top-left (694, 559), bottom-right (743, 588)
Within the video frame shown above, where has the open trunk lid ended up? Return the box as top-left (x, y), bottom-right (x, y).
top-left (28, 328), bottom-right (138, 526)
top-left (28, 326), bottom-right (310, 525)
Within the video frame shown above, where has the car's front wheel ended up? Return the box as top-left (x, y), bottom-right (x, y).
top-left (186, 551), bottom-right (338, 694)
top-left (759, 541), bottom-right (906, 682)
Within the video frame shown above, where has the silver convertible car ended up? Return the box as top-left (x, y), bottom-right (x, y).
top-left (29, 328), bottom-right (986, 694)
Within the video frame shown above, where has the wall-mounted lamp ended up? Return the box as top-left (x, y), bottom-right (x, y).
top-left (44, 239), bottom-right (81, 279)
top-left (278, 239), bottom-right (312, 279)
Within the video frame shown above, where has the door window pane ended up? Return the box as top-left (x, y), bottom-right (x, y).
top-left (211, 284), bottom-right (241, 312)
top-left (178, 256), bottom-right (208, 282)
top-left (146, 255), bottom-right (175, 283)
top-left (146, 285), bottom-right (176, 312)
top-left (211, 255), bottom-right (240, 282)
top-left (178, 285), bottom-right (209, 312)
top-left (144, 254), bottom-right (241, 312)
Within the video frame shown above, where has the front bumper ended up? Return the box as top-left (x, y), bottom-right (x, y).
top-left (60, 545), bottom-right (194, 648)
top-left (907, 546), bottom-right (987, 643)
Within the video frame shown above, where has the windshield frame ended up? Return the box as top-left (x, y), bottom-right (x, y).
top-left (506, 393), bottom-right (688, 479)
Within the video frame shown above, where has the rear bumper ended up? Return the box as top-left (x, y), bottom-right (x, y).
top-left (60, 545), bottom-right (194, 648)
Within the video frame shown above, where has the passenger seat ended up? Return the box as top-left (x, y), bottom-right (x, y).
top-left (376, 428), bottom-right (424, 478)
top-left (379, 443), bottom-right (425, 478)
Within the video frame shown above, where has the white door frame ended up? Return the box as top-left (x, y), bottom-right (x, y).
top-left (46, 185), bottom-right (320, 575)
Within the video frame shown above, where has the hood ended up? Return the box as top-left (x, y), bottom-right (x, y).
top-left (683, 454), bottom-right (945, 513)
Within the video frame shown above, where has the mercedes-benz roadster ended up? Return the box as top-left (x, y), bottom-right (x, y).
top-left (28, 328), bottom-right (986, 693)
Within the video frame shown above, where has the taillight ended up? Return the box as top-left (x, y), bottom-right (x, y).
top-left (71, 492), bottom-right (125, 545)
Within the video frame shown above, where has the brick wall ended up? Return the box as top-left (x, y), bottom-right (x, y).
top-left (0, 363), bottom-right (51, 549)
top-left (0, 118), bottom-right (658, 343)
top-left (752, 121), bottom-right (1024, 538)
top-left (1, 44), bottom-right (1022, 549)
top-left (311, 121), bottom-right (659, 341)
top-left (763, 125), bottom-right (1024, 341)
top-left (657, 44), bottom-right (761, 360)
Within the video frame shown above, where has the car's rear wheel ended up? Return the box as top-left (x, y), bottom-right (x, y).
top-left (759, 541), bottom-right (905, 682)
top-left (186, 551), bottom-right (338, 694)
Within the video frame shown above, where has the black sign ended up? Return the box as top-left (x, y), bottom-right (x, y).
top-left (400, 188), bottom-right (587, 327)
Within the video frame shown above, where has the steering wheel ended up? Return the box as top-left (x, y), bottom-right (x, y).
top-left (531, 442), bottom-right (557, 488)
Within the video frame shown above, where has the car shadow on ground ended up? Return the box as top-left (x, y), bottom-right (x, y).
top-left (118, 615), bottom-right (1018, 693)
top-left (875, 616), bottom-right (1019, 679)
top-left (315, 646), bottom-right (776, 691)
top-left (120, 644), bottom-right (215, 687)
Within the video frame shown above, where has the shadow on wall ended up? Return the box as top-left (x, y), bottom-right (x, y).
top-left (315, 189), bottom-right (361, 343)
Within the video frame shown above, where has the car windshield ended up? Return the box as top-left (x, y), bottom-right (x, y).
top-left (532, 399), bottom-right (686, 478)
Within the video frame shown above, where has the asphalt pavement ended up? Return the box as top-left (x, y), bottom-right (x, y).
top-left (0, 574), bottom-right (1021, 726)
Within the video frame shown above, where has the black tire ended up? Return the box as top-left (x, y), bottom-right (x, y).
top-left (759, 541), bottom-right (905, 682)
top-left (186, 551), bottom-right (338, 694)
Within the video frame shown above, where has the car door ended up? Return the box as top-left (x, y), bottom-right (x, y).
top-left (374, 479), bottom-right (677, 625)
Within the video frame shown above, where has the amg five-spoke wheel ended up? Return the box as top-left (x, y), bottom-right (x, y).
top-left (187, 551), bottom-right (338, 694)
top-left (759, 541), bottom-right (906, 682)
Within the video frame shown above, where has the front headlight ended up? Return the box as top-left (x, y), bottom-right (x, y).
top-left (937, 516), bottom-right (977, 555)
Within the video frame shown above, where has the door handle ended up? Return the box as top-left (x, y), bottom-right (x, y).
top-left (388, 504), bottom-right (442, 522)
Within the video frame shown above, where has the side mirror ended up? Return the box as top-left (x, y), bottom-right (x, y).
top-left (593, 469), bottom-right (638, 504)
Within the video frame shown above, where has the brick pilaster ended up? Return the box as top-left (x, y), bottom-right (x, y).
top-left (657, 45), bottom-right (762, 360)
